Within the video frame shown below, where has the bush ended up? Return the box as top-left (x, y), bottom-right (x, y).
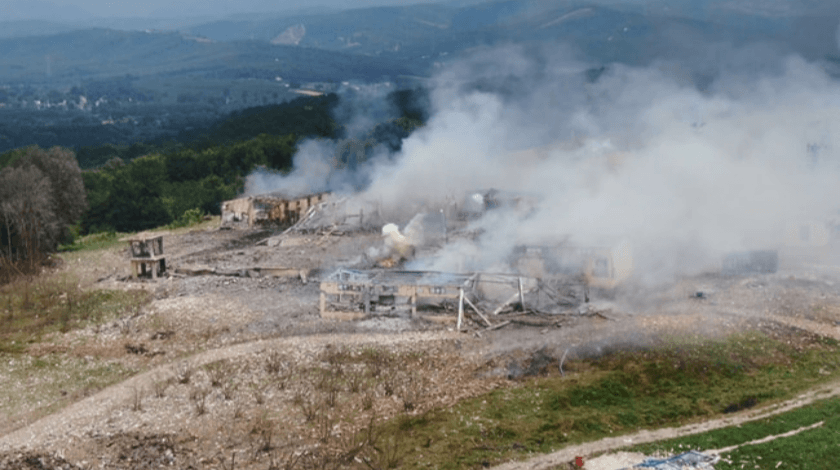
top-left (167, 208), bottom-right (204, 229)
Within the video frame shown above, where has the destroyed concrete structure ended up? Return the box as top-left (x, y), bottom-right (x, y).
top-left (722, 250), bottom-right (779, 275)
top-left (510, 240), bottom-right (633, 290)
top-left (282, 196), bottom-right (381, 233)
top-left (123, 233), bottom-right (166, 279)
top-left (220, 192), bottom-right (330, 228)
top-left (319, 267), bottom-right (609, 326)
top-left (319, 269), bottom-right (474, 321)
top-left (781, 218), bottom-right (840, 266)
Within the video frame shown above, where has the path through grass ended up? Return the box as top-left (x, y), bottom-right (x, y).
top-left (377, 331), bottom-right (840, 469)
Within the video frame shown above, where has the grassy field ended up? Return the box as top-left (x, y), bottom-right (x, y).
top-left (0, 270), bottom-right (149, 433)
top-left (630, 396), bottom-right (840, 469)
top-left (0, 274), bottom-right (150, 353)
top-left (366, 331), bottom-right (840, 469)
top-left (58, 231), bottom-right (125, 253)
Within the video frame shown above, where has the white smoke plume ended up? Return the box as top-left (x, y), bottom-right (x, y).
top-left (243, 82), bottom-right (402, 198)
top-left (243, 137), bottom-right (392, 197)
top-left (249, 41), bottom-right (840, 284)
top-left (244, 139), bottom-right (335, 197)
top-left (359, 47), bottom-right (840, 283)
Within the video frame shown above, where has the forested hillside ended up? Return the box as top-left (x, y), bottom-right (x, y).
top-left (0, 29), bottom-right (415, 86)
top-left (74, 93), bottom-right (341, 169)
top-left (1, 89), bottom-right (426, 244)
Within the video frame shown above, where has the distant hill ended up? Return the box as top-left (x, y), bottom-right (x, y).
top-left (187, 3), bottom-right (456, 54)
top-left (0, 20), bottom-right (80, 39)
top-left (2, 0), bottom-right (838, 89)
top-left (185, 0), bottom-right (840, 66)
top-left (0, 28), bottom-right (417, 86)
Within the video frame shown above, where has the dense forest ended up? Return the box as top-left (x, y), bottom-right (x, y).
top-left (0, 88), bottom-right (427, 266)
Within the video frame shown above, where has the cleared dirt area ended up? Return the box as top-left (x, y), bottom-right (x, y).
top-left (2, 223), bottom-right (840, 469)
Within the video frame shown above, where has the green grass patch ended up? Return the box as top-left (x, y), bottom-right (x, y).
top-left (630, 396), bottom-right (840, 469)
top-left (60, 214), bottom-right (220, 253)
top-left (59, 231), bottom-right (125, 252)
top-left (0, 275), bottom-right (151, 353)
top-left (375, 332), bottom-right (840, 469)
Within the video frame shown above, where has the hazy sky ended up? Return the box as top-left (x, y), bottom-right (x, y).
top-left (7, 0), bottom-right (839, 22)
top-left (4, 0), bottom-right (449, 20)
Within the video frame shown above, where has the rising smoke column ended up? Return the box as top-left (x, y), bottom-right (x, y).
top-left (359, 46), bottom-right (840, 283)
top-left (242, 82), bottom-right (405, 198)
top-left (241, 39), bottom-right (840, 284)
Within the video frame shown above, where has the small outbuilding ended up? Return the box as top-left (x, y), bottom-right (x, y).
top-left (122, 233), bottom-right (166, 279)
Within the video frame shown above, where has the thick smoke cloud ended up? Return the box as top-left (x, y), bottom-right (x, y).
top-left (250, 41), bottom-right (840, 284)
top-left (243, 82), bottom-right (400, 198)
top-left (362, 47), bottom-right (840, 282)
top-left (244, 140), bottom-right (336, 197)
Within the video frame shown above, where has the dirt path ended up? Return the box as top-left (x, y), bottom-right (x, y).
top-left (7, 297), bottom-right (840, 466)
top-left (0, 330), bottom-right (460, 454)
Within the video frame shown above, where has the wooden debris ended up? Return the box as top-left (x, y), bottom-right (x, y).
top-left (457, 288), bottom-right (465, 331)
top-left (559, 348), bottom-right (569, 377)
top-left (175, 266), bottom-right (215, 276)
top-left (492, 292), bottom-right (522, 315)
top-left (510, 316), bottom-right (559, 327)
top-left (486, 320), bottom-right (512, 331)
top-left (462, 295), bottom-right (492, 327)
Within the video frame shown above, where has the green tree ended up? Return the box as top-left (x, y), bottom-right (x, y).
top-left (0, 146), bottom-right (87, 264)
top-left (107, 154), bottom-right (170, 232)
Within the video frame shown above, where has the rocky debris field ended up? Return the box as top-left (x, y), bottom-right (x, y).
top-left (2, 224), bottom-right (840, 469)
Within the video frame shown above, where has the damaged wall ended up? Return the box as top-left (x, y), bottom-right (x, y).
top-left (221, 192), bottom-right (330, 228)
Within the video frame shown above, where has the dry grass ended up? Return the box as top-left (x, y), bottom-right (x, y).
top-left (189, 386), bottom-right (209, 416)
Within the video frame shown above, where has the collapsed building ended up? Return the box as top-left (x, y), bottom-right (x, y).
top-left (319, 269), bottom-right (474, 320)
top-left (781, 218), bottom-right (840, 265)
top-left (722, 215), bottom-right (840, 275)
top-left (221, 192), bottom-right (331, 228)
top-left (308, 185), bottom-right (634, 323)
top-left (319, 238), bottom-right (634, 324)
top-left (510, 241), bottom-right (633, 290)
top-left (319, 268), bottom-right (537, 325)
top-left (282, 196), bottom-right (384, 233)
top-left (217, 183), bottom-right (634, 325)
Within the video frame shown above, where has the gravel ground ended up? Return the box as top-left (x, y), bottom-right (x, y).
top-left (4, 225), bottom-right (840, 469)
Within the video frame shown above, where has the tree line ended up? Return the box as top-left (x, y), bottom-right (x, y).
top-left (0, 88), bottom-right (428, 277)
top-left (0, 146), bottom-right (87, 277)
top-left (81, 133), bottom-right (299, 233)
